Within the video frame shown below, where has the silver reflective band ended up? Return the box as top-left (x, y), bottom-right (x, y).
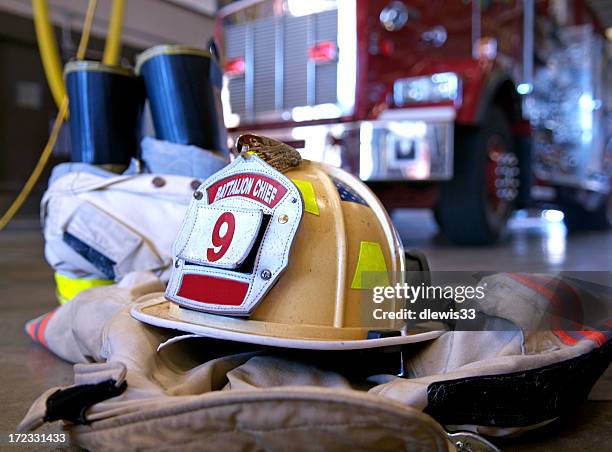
top-left (393, 73), bottom-right (461, 106)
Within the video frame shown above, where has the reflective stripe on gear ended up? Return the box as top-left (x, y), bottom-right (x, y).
top-left (291, 178), bottom-right (320, 216)
top-left (350, 241), bottom-right (390, 289)
top-left (55, 272), bottom-right (113, 305)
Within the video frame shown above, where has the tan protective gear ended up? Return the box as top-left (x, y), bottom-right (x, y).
top-left (20, 271), bottom-right (610, 450)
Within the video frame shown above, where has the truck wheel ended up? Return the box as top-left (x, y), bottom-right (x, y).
top-left (435, 107), bottom-right (518, 245)
top-left (560, 193), bottom-right (612, 232)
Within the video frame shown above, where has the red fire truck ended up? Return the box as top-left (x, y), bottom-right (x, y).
top-left (215, 0), bottom-right (611, 244)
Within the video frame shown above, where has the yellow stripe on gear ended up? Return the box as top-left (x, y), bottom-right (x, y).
top-left (55, 273), bottom-right (113, 305)
top-left (291, 179), bottom-right (320, 215)
top-left (350, 241), bottom-right (390, 289)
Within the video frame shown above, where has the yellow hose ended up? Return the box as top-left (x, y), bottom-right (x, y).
top-left (32, 0), bottom-right (65, 112)
top-left (0, 0), bottom-right (98, 232)
top-left (103, 0), bottom-right (125, 65)
top-left (77, 0), bottom-right (98, 60)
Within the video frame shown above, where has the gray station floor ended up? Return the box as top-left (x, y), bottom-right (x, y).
top-left (0, 210), bottom-right (610, 451)
top-left (394, 208), bottom-right (612, 272)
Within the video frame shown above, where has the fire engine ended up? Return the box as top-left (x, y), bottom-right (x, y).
top-left (215, 0), bottom-right (611, 244)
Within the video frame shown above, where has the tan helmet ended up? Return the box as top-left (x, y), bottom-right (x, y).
top-left (132, 135), bottom-right (440, 349)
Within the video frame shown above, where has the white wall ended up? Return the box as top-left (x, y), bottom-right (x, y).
top-left (0, 0), bottom-right (216, 50)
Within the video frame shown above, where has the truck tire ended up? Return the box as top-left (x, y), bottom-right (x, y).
top-left (560, 193), bottom-right (612, 232)
top-left (435, 107), bottom-right (518, 245)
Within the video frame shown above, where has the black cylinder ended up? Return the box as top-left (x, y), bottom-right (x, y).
top-left (65, 61), bottom-right (144, 165)
top-left (136, 45), bottom-right (228, 156)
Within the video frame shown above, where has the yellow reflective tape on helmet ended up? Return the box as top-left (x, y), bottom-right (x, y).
top-left (350, 241), bottom-right (390, 289)
top-left (291, 179), bottom-right (320, 216)
top-left (54, 272), bottom-right (113, 305)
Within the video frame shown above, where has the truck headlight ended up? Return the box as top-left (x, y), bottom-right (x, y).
top-left (393, 72), bottom-right (461, 106)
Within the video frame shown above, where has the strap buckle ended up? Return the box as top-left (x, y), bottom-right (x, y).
top-left (44, 379), bottom-right (127, 425)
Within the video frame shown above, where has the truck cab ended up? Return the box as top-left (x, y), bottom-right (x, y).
top-left (216, 0), bottom-right (610, 244)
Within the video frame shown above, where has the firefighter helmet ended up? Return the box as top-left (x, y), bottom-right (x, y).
top-left (132, 135), bottom-right (441, 349)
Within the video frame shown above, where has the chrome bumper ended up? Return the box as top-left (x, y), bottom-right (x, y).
top-left (230, 107), bottom-right (455, 182)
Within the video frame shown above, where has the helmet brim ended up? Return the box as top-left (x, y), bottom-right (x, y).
top-left (131, 296), bottom-right (445, 350)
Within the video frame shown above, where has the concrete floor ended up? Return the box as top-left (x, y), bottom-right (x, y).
top-left (0, 219), bottom-right (76, 451)
top-left (394, 208), bottom-right (612, 271)
top-left (0, 211), bottom-right (610, 451)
